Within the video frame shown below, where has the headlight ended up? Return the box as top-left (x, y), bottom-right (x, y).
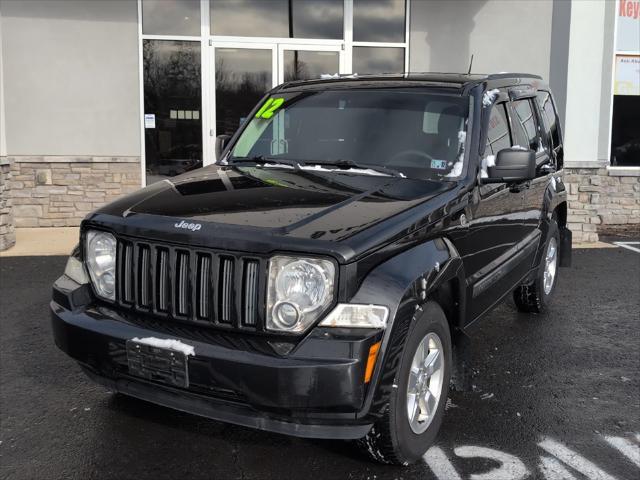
top-left (86, 230), bottom-right (116, 300)
top-left (266, 256), bottom-right (335, 332)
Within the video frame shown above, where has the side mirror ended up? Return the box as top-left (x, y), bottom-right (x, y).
top-left (215, 134), bottom-right (231, 161)
top-left (485, 148), bottom-right (536, 183)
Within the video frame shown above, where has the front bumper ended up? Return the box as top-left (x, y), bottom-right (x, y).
top-left (51, 276), bottom-right (380, 439)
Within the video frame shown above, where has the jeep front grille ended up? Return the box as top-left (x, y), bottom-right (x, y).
top-left (115, 238), bottom-right (266, 331)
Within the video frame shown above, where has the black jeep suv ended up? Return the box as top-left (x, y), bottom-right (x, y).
top-left (51, 73), bottom-right (571, 465)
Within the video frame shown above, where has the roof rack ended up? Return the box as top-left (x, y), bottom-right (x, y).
top-left (486, 73), bottom-right (543, 80)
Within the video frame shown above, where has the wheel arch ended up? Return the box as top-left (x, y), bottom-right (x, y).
top-left (349, 237), bottom-right (466, 420)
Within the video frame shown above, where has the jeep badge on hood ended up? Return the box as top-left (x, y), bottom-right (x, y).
top-left (174, 220), bottom-right (201, 232)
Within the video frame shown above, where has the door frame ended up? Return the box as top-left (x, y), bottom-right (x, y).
top-left (208, 40), bottom-right (278, 166)
top-left (206, 39), bottom-right (345, 165)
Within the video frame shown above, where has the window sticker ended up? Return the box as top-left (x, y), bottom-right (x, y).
top-left (144, 114), bottom-right (156, 129)
top-left (255, 97), bottom-right (285, 119)
top-left (431, 159), bottom-right (448, 170)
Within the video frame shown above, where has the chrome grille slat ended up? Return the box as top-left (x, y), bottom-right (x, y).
top-left (137, 245), bottom-right (150, 307)
top-left (198, 255), bottom-right (211, 319)
top-left (243, 260), bottom-right (259, 326)
top-left (123, 243), bottom-right (133, 303)
top-left (176, 251), bottom-right (189, 316)
top-left (158, 249), bottom-right (169, 312)
top-left (220, 258), bottom-right (234, 323)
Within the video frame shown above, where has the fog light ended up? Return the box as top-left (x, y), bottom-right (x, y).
top-left (101, 271), bottom-right (115, 296)
top-left (273, 302), bottom-right (300, 329)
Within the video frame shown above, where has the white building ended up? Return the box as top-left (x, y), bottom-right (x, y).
top-left (0, 0), bottom-right (638, 250)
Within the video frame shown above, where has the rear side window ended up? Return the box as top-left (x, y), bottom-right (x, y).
top-left (485, 103), bottom-right (511, 155)
top-left (511, 99), bottom-right (540, 151)
top-left (536, 91), bottom-right (561, 149)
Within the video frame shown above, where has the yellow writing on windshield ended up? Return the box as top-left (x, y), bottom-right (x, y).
top-left (254, 97), bottom-right (285, 119)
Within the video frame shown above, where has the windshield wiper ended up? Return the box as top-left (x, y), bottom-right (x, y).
top-left (228, 155), bottom-right (302, 170)
top-left (303, 159), bottom-right (405, 178)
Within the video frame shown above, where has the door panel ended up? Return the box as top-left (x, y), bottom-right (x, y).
top-left (452, 184), bottom-right (528, 321)
top-left (511, 97), bottom-right (552, 262)
top-left (447, 100), bottom-right (529, 323)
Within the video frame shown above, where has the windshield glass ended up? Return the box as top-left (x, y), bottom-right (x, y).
top-left (229, 89), bottom-right (470, 180)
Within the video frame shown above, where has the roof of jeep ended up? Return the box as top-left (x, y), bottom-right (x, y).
top-left (273, 72), bottom-right (546, 94)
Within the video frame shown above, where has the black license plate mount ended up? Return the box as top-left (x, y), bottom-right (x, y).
top-left (126, 340), bottom-right (189, 388)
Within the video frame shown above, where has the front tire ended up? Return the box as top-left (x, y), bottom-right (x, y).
top-left (513, 218), bottom-right (560, 313)
top-left (358, 302), bottom-right (451, 465)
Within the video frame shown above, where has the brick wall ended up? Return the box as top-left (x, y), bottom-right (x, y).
top-left (565, 167), bottom-right (640, 242)
top-left (0, 157), bottom-right (16, 251)
top-left (9, 157), bottom-right (141, 227)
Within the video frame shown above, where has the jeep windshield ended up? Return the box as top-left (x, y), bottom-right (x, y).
top-left (228, 89), bottom-right (471, 180)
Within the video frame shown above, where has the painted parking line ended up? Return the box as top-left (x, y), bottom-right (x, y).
top-left (613, 241), bottom-right (640, 253)
top-left (604, 435), bottom-right (640, 468)
top-left (421, 433), bottom-right (640, 480)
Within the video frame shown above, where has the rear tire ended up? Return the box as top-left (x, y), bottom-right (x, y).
top-left (358, 302), bottom-right (451, 465)
top-left (513, 218), bottom-right (560, 313)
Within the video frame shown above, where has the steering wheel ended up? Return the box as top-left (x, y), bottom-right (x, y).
top-left (387, 149), bottom-right (434, 167)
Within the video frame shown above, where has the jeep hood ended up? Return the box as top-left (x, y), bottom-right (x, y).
top-left (91, 165), bottom-right (458, 261)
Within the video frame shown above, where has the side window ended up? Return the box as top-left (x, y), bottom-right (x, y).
top-left (536, 91), bottom-right (561, 151)
top-left (481, 103), bottom-right (511, 193)
top-left (511, 99), bottom-right (540, 152)
top-left (485, 103), bottom-right (511, 155)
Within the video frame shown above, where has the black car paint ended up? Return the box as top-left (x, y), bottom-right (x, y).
top-left (51, 73), bottom-right (570, 439)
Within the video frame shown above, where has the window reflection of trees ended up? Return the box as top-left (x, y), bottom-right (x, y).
top-left (143, 40), bottom-right (202, 180)
top-left (285, 59), bottom-right (310, 82)
top-left (215, 57), bottom-right (271, 136)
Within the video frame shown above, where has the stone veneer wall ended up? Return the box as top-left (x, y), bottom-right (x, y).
top-left (4, 158), bottom-right (639, 244)
top-left (564, 166), bottom-right (640, 243)
top-left (0, 157), bottom-right (16, 250)
top-left (9, 157), bottom-right (141, 227)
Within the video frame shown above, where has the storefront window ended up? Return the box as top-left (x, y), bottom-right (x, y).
top-left (211, 0), bottom-right (343, 39)
top-left (353, 47), bottom-right (404, 74)
top-left (284, 50), bottom-right (340, 81)
top-left (610, 4), bottom-right (639, 167)
top-left (353, 0), bottom-right (405, 43)
top-left (142, 0), bottom-right (201, 36)
top-left (610, 94), bottom-right (640, 167)
top-left (143, 40), bottom-right (203, 184)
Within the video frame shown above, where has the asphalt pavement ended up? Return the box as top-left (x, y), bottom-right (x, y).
top-left (1, 247), bottom-right (638, 480)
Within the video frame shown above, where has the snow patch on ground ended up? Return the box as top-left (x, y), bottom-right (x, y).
top-left (131, 337), bottom-right (196, 356)
top-left (458, 131), bottom-right (467, 145)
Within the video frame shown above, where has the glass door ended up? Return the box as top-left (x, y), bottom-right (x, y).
top-left (212, 43), bottom-right (277, 141)
top-left (209, 42), bottom-right (343, 162)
